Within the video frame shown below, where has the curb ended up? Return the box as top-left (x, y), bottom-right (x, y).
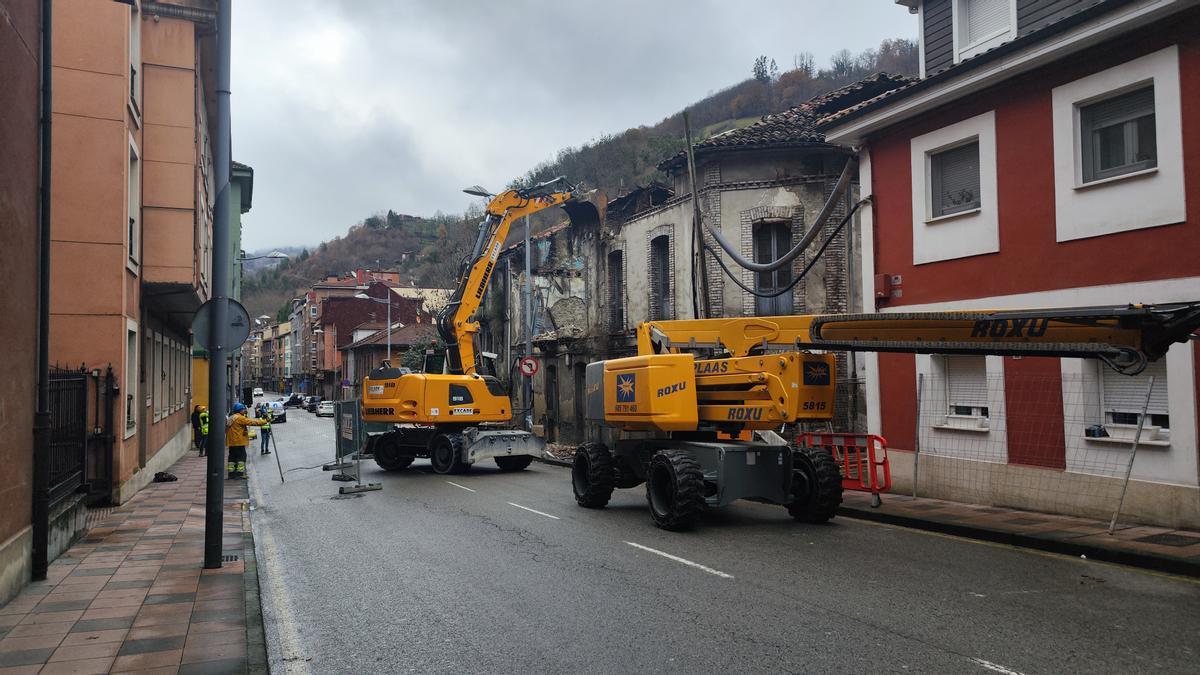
top-left (241, 500), bottom-right (269, 674)
top-left (838, 504), bottom-right (1200, 579)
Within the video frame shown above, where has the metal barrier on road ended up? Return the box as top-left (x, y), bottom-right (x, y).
top-left (800, 432), bottom-right (891, 500)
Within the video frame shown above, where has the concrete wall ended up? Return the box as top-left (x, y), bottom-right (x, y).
top-left (0, 0), bottom-right (41, 606)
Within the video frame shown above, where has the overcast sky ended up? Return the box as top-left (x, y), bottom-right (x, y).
top-left (232, 1), bottom-right (916, 250)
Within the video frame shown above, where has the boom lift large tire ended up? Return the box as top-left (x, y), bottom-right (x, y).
top-left (430, 433), bottom-right (468, 475)
top-left (572, 442), bottom-right (616, 508)
top-left (495, 455), bottom-right (533, 472)
top-left (787, 446), bottom-right (843, 523)
top-left (646, 450), bottom-right (705, 531)
top-left (372, 434), bottom-right (415, 472)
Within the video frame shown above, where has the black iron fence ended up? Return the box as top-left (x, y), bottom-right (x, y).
top-left (48, 366), bottom-right (88, 505)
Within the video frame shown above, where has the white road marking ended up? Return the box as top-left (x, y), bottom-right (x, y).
top-left (507, 502), bottom-right (560, 519)
top-left (970, 658), bottom-right (1026, 675)
top-left (446, 481), bottom-right (476, 492)
top-left (624, 542), bottom-right (734, 579)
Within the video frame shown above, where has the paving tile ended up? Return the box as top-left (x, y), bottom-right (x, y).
top-left (103, 580), bottom-right (154, 591)
top-left (110, 648), bottom-right (183, 671)
top-left (59, 629), bottom-right (128, 646)
top-left (118, 635), bottom-right (186, 656)
top-left (80, 606), bottom-right (140, 621)
top-left (180, 641), bottom-right (245, 665)
top-left (182, 630), bottom-right (244, 649)
top-left (144, 594), bottom-right (196, 606)
top-left (9, 620), bottom-right (70, 643)
top-left (16, 611), bottom-right (82, 626)
top-left (127, 624), bottom-right (189, 641)
top-left (112, 665), bottom-right (179, 675)
top-left (65, 568), bottom-right (116, 578)
top-left (33, 600), bottom-right (91, 613)
top-left (0, 633), bottom-right (65, 652)
top-left (39, 657), bottom-right (116, 675)
top-left (70, 618), bottom-right (135, 633)
top-left (0, 647), bottom-right (56, 667)
top-left (48, 640), bottom-right (122, 662)
top-left (185, 622), bottom-right (243, 636)
top-left (0, 665), bottom-right (41, 674)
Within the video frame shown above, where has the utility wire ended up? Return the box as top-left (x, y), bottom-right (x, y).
top-left (705, 199), bottom-right (867, 299)
top-left (701, 157), bottom-right (857, 274)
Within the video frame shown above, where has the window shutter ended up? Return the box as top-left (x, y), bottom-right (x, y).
top-left (1084, 87), bottom-right (1154, 129)
top-left (946, 356), bottom-right (988, 409)
top-left (933, 142), bottom-right (980, 216)
top-left (966, 0), bottom-right (1009, 44)
top-left (1102, 359), bottom-right (1168, 415)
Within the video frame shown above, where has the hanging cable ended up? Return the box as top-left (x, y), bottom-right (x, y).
top-left (702, 157), bottom-right (857, 274)
top-left (706, 198), bottom-right (868, 299)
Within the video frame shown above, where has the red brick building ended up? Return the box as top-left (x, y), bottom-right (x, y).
top-left (822, 0), bottom-right (1200, 527)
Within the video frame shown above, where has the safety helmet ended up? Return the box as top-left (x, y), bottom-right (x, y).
top-left (232, 402), bottom-right (247, 413)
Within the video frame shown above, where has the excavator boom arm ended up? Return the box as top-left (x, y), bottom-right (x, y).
top-left (437, 177), bottom-right (574, 376)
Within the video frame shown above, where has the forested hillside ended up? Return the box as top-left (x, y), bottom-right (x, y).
top-left (242, 39), bottom-right (917, 320)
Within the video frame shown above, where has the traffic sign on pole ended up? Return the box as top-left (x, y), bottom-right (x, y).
top-left (519, 356), bottom-right (539, 378)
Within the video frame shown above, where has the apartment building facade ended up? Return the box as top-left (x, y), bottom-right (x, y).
top-left (50, 0), bottom-right (220, 503)
top-left (823, 0), bottom-right (1200, 527)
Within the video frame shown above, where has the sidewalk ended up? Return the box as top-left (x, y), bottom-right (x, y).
top-left (0, 454), bottom-right (266, 674)
top-left (840, 490), bottom-right (1200, 577)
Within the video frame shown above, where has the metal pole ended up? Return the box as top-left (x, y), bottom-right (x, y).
top-left (523, 215), bottom-right (533, 431)
top-left (1108, 375), bottom-right (1155, 534)
top-left (682, 111), bottom-right (711, 320)
top-left (32, 0), bottom-right (54, 581)
top-left (204, 0), bottom-right (232, 570)
top-left (913, 373), bottom-right (923, 499)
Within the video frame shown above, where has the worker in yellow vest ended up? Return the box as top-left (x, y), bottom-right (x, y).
top-left (225, 402), bottom-right (265, 479)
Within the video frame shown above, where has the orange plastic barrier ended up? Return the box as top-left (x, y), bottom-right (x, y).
top-left (799, 432), bottom-right (891, 495)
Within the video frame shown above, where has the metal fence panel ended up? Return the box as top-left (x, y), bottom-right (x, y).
top-left (48, 367), bottom-right (88, 505)
top-left (334, 400), bottom-right (361, 460)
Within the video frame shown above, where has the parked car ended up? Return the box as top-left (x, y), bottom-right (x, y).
top-left (266, 401), bottom-right (287, 423)
top-left (316, 401), bottom-right (335, 417)
top-left (252, 387), bottom-right (264, 398)
top-left (305, 396), bottom-right (322, 413)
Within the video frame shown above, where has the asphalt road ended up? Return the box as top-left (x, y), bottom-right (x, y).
top-left (247, 395), bottom-right (1200, 674)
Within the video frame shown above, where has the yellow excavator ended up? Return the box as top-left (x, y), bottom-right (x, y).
top-left (360, 177), bottom-right (576, 474)
top-left (574, 304), bottom-right (1200, 529)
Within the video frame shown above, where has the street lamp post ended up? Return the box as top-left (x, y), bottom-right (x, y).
top-left (355, 293), bottom-right (392, 362)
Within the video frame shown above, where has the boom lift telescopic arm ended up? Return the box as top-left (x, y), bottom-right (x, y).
top-left (436, 177), bottom-right (576, 377)
top-left (639, 303), bottom-right (1200, 375)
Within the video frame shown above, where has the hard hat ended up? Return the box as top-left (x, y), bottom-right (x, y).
top-left (232, 402), bottom-right (247, 413)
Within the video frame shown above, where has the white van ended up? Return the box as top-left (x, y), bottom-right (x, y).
top-left (252, 387), bottom-right (264, 398)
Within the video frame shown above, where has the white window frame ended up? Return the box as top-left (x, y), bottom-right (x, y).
top-left (953, 0), bottom-right (1017, 63)
top-left (1052, 46), bottom-right (1185, 242)
top-left (124, 322), bottom-right (138, 439)
top-left (910, 110), bottom-right (998, 264)
top-left (153, 332), bottom-right (164, 422)
top-left (1098, 359), bottom-right (1170, 444)
top-left (127, 135), bottom-right (141, 271)
top-left (128, 1), bottom-right (142, 122)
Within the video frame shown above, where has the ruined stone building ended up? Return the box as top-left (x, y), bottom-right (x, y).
top-left (480, 75), bottom-right (910, 445)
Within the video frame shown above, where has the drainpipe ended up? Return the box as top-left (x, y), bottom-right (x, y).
top-left (204, 0), bottom-right (232, 570)
top-left (32, 0), bottom-right (54, 582)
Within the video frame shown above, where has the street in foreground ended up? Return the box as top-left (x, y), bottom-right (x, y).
top-left (250, 400), bottom-right (1200, 674)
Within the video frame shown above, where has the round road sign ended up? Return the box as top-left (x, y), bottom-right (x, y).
top-left (519, 356), bottom-right (539, 377)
